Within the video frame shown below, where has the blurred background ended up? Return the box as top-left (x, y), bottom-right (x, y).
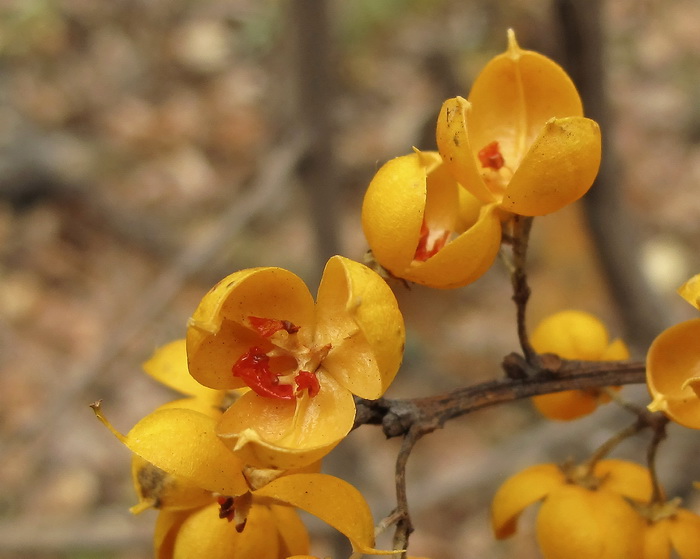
top-left (1, 0), bottom-right (699, 557)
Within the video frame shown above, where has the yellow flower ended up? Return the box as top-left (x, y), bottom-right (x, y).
top-left (436, 29), bottom-right (601, 217)
top-left (361, 149), bottom-right (502, 289)
top-left (185, 255), bottom-right (404, 470)
top-left (647, 274), bottom-right (700, 428)
top-left (529, 310), bottom-right (630, 420)
top-left (491, 459), bottom-right (652, 559)
top-left (155, 498), bottom-right (309, 559)
top-left (93, 398), bottom-right (395, 556)
top-left (640, 500), bottom-right (700, 559)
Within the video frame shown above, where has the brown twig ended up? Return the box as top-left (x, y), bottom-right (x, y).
top-left (508, 215), bottom-right (538, 364)
top-left (355, 356), bottom-right (646, 438)
top-left (391, 427), bottom-right (422, 557)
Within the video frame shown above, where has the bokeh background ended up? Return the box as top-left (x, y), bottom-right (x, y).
top-left (1, 0), bottom-right (700, 557)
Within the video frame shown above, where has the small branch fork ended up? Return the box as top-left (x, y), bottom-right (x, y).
top-left (360, 213), bottom-right (660, 555)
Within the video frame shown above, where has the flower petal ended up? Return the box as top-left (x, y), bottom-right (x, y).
top-left (678, 273), bottom-right (700, 311)
top-left (501, 116), bottom-right (601, 216)
top-left (532, 390), bottom-right (598, 421)
top-left (467, 30), bottom-right (583, 170)
top-left (594, 459), bottom-right (653, 502)
top-left (436, 96), bottom-right (497, 203)
top-left (144, 339), bottom-right (223, 401)
top-left (130, 454), bottom-right (212, 513)
top-left (536, 485), bottom-right (644, 559)
top-left (315, 255), bottom-right (405, 399)
top-left (125, 408), bottom-right (248, 496)
top-left (491, 463), bottom-right (565, 539)
top-left (269, 504), bottom-right (311, 556)
top-left (187, 268), bottom-right (316, 389)
top-left (361, 152), bottom-right (433, 272)
top-left (646, 319), bottom-right (700, 429)
top-left (170, 502), bottom-right (283, 559)
top-left (217, 372), bottom-right (355, 470)
top-left (669, 509), bottom-right (700, 559)
top-left (402, 202), bottom-right (501, 289)
top-left (531, 310), bottom-right (614, 360)
top-left (254, 473), bottom-right (394, 555)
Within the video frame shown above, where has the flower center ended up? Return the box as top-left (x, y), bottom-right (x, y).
top-left (414, 220), bottom-right (450, 262)
top-left (478, 141), bottom-right (505, 170)
top-left (478, 141), bottom-right (512, 197)
top-left (232, 316), bottom-right (327, 400)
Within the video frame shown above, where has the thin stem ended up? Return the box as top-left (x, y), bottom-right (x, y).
top-left (391, 427), bottom-right (421, 557)
top-left (646, 414), bottom-right (670, 504)
top-left (582, 421), bottom-right (644, 475)
top-left (509, 215), bottom-right (537, 363)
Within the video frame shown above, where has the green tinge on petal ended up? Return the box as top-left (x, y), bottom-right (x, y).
top-left (501, 116), bottom-right (601, 216)
top-left (144, 339), bottom-right (223, 401)
top-left (125, 408), bottom-right (247, 496)
top-left (130, 454), bottom-right (212, 513)
top-left (678, 273), bottom-right (700, 311)
top-left (217, 373), bottom-right (355, 470)
top-left (187, 267), bottom-right (316, 390)
top-left (361, 153), bottom-right (430, 272)
top-left (491, 463), bottom-right (565, 539)
top-left (436, 97), bottom-right (497, 204)
top-left (403, 203), bottom-right (501, 289)
top-left (468, 30), bottom-right (583, 168)
top-left (315, 255), bottom-right (405, 399)
top-left (253, 473), bottom-right (395, 555)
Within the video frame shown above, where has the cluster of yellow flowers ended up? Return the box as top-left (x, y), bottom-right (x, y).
top-left (95, 256), bottom-right (408, 557)
top-left (94, 29), bottom-right (700, 559)
top-left (492, 295), bottom-right (700, 558)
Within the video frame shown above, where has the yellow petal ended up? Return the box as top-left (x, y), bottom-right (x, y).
top-left (532, 390), bottom-right (598, 421)
top-left (436, 96), bottom-right (497, 203)
top-left (217, 372), bottom-right (355, 470)
top-left (143, 340), bottom-right (219, 400)
top-left (491, 463), bottom-right (565, 539)
top-left (269, 504), bottom-right (311, 556)
top-left (361, 152), bottom-right (431, 272)
top-left (253, 473), bottom-right (394, 555)
top-left (187, 268), bottom-right (316, 389)
top-left (643, 517), bottom-right (673, 559)
top-left (315, 255), bottom-right (405, 399)
top-left (402, 202), bottom-right (501, 289)
top-left (678, 273), bottom-right (700, 310)
top-left (468, 29), bottom-right (583, 169)
top-left (594, 459), bottom-right (653, 502)
top-left (530, 310), bottom-right (614, 360)
top-left (501, 116), bottom-right (601, 216)
top-left (171, 502), bottom-right (282, 559)
top-left (601, 338), bottom-right (631, 361)
top-left (125, 408), bottom-right (247, 496)
top-left (536, 485), bottom-right (644, 559)
top-left (646, 319), bottom-right (700, 429)
top-left (668, 509), bottom-right (700, 559)
top-left (154, 508), bottom-right (189, 559)
top-left (130, 454), bottom-right (212, 513)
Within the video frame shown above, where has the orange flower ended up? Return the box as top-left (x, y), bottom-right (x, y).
top-left (186, 255), bottom-right (405, 470)
top-left (362, 149), bottom-right (501, 288)
top-left (492, 459), bottom-right (652, 559)
top-left (647, 273), bottom-right (700, 428)
top-left (436, 30), bottom-right (601, 216)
